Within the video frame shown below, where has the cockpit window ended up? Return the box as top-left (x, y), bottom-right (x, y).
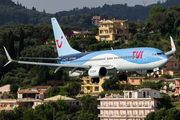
top-left (157, 53), bottom-right (164, 55)
top-left (152, 52), bottom-right (164, 56)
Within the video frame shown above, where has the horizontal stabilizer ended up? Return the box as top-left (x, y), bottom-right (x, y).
top-left (3, 46), bottom-right (14, 67)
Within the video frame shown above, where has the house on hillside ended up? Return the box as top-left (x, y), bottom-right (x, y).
top-left (92, 16), bottom-right (101, 26)
top-left (17, 86), bottom-right (51, 99)
top-left (160, 56), bottom-right (180, 76)
top-left (96, 18), bottom-right (130, 42)
top-left (78, 76), bottom-right (109, 97)
top-left (128, 77), bottom-right (167, 87)
top-left (43, 95), bottom-right (81, 106)
top-left (148, 56), bottom-right (180, 77)
top-left (97, 88), bottom-right (160, 120)
top-left (175, 78), bottom-right (180, 95)
top-left (0, 84), bottom-right (10, 96)
top-left (0, 99), bottom-right (42, 111)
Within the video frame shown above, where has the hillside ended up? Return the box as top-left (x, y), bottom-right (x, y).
top-left (0, 0), bottom-right (53, 26)
top-left (0, 0), bottom-right (180, 27)
top-left (56, 0), bottom-right (180, 22)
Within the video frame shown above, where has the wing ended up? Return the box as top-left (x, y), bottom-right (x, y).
top-left (3, 47), bottom-right (115, 74)
top-left (20, 57), bottom-right (62, 61)
top-left (3, 46), bottom-right (90, 73)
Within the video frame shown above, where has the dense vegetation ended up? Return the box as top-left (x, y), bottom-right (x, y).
top-left (0, 96), bottom-right (99, 120)
top-left (145, 94), bottom-right (180, 120)
top-left (0, 0), bottom-right (180, 29)
top-left (1, 4), bottom-right (180, 88)
top-left (0, 23), bottom-right (80, 87)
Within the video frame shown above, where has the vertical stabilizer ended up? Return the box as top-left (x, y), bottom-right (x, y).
top-left (51, 17), bottom-right (81, 56)
top-left (165, 36), bottom-right (176, 56)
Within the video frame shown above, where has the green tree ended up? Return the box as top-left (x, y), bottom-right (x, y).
top-left (68, 82), bottom-right (81, 96)
top-left (19, 27), bottom-right (25, 56)
top-left (145, 111), bottom-right (155, 120)
top-left (154, 108), bottom-right (166, 120)
top-left (10, 84), bottom-right (19, 94)
top-left (148, 5), bottom-right (166, 16)
top-left (154, 95), bottom-right (173, 110)
top-left (161, 74), bottom-right (172, 79)
top-left (77, 110), bottom-right (98, 120)
top-left (46, 86), bottom-right (60, 98)
top-left (56, 99), bottom-right (71, 118)
top-left (35, 103), bottom-right (53, 120)
top-left (13, 106), bottom-right (25, 120)
top-left (92, 27), bottom-right (99, 34)
top-left (102, 79), bottom-right (117, 91)
top-left (165, 107), bottom-right (180, 120)
top-left (10, 84), bottom-right (19, 98)
top-left (21, 108), bottom-right (40, 120)
top-left (137, 81), bottom-right (162, 90)
top-left (0, 110), bottom-right (16, 120)
top-left (80, 95), bottom-right (99, 115)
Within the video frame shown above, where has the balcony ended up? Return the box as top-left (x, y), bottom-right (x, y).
top-left (175, 84), bottom-right (180, 87)
top-left (98, 114), bottom-right (146, 118)
top-left (99, 26), bottom-right (115, 29)
top-left (97, 104), bottom-right (154, 109)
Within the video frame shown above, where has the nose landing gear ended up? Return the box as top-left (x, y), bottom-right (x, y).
top-left (153, 68), bottom-right (159, 78)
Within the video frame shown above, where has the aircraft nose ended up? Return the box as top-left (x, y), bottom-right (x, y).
top-left (158, 55), bottom-right (168, 66)
top-left (162, 55), bottom-right (169, 64)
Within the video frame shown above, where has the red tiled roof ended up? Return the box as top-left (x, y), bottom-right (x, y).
top-left (17, 90), bottom-right (38, 94)
top-left (31, 86), bottom-right (51, 89)
top-left (144, 77), bottom-right (166, 81)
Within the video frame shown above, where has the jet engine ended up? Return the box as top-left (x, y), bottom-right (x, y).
top-left (88, 66), bottom-right (108, 78)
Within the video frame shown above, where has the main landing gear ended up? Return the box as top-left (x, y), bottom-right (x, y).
top-left (154, 72), bottom-right (158, 78)
top-left (91, 78), bottom-right (99, 83)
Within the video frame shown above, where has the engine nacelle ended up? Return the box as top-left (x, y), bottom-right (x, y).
top-left (136, 70), bottom-right (153, 75)
top-left (88, 66), bottom-right (108, 78)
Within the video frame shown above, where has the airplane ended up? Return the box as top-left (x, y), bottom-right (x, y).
top-left (3, 17), bottom-right (176, 83)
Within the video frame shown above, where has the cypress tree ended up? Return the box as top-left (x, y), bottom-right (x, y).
top-left (19, 27), bottom-right (24, 56)
top-left (1, 33), bottom-right (6, 48)
top-left (7, 30), bottom-right (14, 59)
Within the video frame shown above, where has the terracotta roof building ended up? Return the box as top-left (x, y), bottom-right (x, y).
top-left (96, 18), bottom-right (130, 42)
top-left (17, 86), bottom-right (51, 99)
top-left (44, 95), bottom-right (81, 106)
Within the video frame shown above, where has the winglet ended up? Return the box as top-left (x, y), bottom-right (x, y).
top-left (170, 36), bottom-right (176, 52)
top-left (165, 36), bottom-right (176, 56)
top-left (3, 46), bottom-right (13, 67)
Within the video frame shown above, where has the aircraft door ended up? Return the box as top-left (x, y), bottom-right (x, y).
top-left (143, 51), bottom-right (148, 62)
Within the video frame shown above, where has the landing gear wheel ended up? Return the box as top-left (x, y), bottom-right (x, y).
top-left (91, 78), bottom-right (95, 83)
top-left (95, 78), bottom-right (99, 83)
top-left (91, 78), bottom-right (99, 83)
top-left (154, 74), bottom-right (158, 78)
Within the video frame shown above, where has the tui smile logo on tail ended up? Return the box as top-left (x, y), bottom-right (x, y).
top-left (56, 36), bottom-right (63, 48)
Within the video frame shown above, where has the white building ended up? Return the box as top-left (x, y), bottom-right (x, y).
top-left (97, 88), bottom-right (160, 120)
